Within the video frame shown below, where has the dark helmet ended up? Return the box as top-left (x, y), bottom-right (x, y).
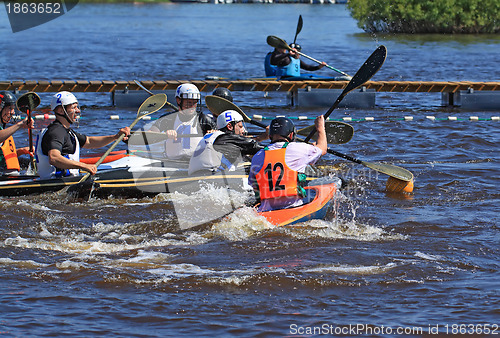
top-left (0, 91), bottom-right (16, 110)
top-left (269, 117), bottom-right (296, 142)
top-left (212, 87), bottom-right (233, 102)
top-left (290, 43), bottom-right (302, 51)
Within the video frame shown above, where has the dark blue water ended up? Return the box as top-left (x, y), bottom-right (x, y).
top-left (0, 3), bottom-right (499, 337)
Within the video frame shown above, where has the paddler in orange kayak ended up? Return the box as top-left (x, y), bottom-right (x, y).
top-left (248, 116), bottom-right (327, 212)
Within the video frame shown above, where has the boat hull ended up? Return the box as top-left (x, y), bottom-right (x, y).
top-left (0, 156), bottom-right (251, 198)
top-left (257, 177), bottom-right (340, 227)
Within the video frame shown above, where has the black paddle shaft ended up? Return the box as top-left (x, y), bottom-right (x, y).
top-left (327, 149), bottom-right (362, 164)
top-left (303, 45), bottom-right (387, 143)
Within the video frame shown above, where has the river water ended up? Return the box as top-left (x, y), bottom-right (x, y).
top-left (1, 3), bottom-right (499, 337)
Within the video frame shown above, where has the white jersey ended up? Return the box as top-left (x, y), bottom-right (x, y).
top-left (188, 131), bottom-right (234, 175)
top-left (164, 114), bottom-right (203, 160)
top-left (35, 128), bottom-right (81, 179)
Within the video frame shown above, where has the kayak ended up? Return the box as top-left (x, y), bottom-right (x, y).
top-left (0, 155), bottom-right (251, 198)
top-left (254, 74), bottom-right (351, 82)
top-left (257, 176), bottom-right (341, 227)
top-left (80, 150), bottom-right (129, 164)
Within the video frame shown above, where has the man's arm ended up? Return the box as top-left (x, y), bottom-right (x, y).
top-left (83, 127), bottom-right (130, 149)
top-left (314, 115), bottom-right (327, 155)
top-left (0, 117), bottom-right (33, 144)
top-left (48, 149), bottom-right (97, 175)
top-left (270, 51), bottom-right (292, 67)
top-left (300, 59), bottom-right (326, 71)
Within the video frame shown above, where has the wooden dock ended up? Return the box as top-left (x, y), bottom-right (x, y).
top-left (2, 80), bottom-right (500, 109)
top-left (1, 80), bottom-right (499, 93)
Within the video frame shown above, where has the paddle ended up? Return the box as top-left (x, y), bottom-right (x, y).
top-left (206, 81), bottom-right (413, 182)
top-left (297, 122), bottom-right (353, 144)
top-left (128, 131), bottom-right (203, 144)
top-left (134, 80), bottom-right (178, 112)
top-left (75, 93), bottom-right (167, 187)
top-left (297, 44), bottom-right (413, 181)
top-left (16, 92), bottom-right (40, 173)
top-left (204, 95), bottom-right (354, 145)
top-left (267, 35), bottom-right (351, 79)
top-left (304, 45), bottom-right (386, 143)
top-left (293, 15), bottom-right (303, 45)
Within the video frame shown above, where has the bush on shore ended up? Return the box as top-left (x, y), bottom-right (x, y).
top-left (347, 0), bottom-right (500, 34)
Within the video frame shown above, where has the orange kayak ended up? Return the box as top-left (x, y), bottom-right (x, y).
top-left (258, 177), bottom-right (340, 227)
top-left (80, 150), bottom-right (129, 164)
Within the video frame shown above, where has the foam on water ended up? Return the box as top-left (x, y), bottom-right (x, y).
top-left (209, 206), bottom-right (275, 241)
top-left (0, 257), bottom-right (49, 268)
top-left (303, 262), bottom-right (398, 275)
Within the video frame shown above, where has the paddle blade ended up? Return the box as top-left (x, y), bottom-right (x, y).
top-left (16, 92), bottom-right (41, 113)
top-left (362, 161), bottom-right (414, 182)
top-left (67, 179), bottom-right (100, 200)
top-left (205, 95), bottom-right (249, 120)
top-left (267, 35), bottom-right (290, 50)
top-left (343, 45), bottom-right (387, 95)
top-left (138, 93), bottom-right (167, 118)
top-left (304, 45), bottom-right (387, 143)
top-left (293, 15), bottom-right (303, 44)
top-left (297, 121), bottom-right (354, 145)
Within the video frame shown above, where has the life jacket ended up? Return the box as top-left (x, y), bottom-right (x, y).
top-left (276, 57), bottom-right (300, 78)
top-left (0, 135), bottom-right (20, 171)
top-left (164, 114), bottom-right (203, 160)
top-left (255, 143), bottom-right (306, 200)
top-left (188, 131), bottom-right (234, 175)
top-left (35, 128), bottom-right (80, 179)
top-left (264, 52), bottom-right (277, 76)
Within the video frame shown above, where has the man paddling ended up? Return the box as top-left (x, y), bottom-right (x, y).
top-left (265, 42), bottom-right (326, 77)
top-left (0, 91), bottom-right (34, 175)
top-left (149, 83), bottom-right (216, 160)
top-left (248, 116), bottom-right (327, 212)
top-left (188, 110), bottom-right (268, 175)
top-left (35, 91), bottom-right (130, 179)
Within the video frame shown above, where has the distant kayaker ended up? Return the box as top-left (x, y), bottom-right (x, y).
top-left (265, 43), bottom-right (326, 77)
top-left (248, 116), bottom-right (327, 212)
top-left (149, 83), bottom-right (216, 160)
top-left (0, 91), bottom-right (34, 175)
top-left (188, 110), bottom-right (268, 175)
top-left (35, 91), bottom-right (130, 179)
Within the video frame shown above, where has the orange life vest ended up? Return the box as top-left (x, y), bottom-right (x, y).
top-left (255, 144), bottom-right (300, 200)
top-left (1, 136), bottom-right (20, 171)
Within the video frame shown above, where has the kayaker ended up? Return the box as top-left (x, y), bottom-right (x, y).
top-left (265, 42), bottom-right (326, 77)
top-left (0, 91), bottom-right (34, 175)
top-left (248, 116), bottom-right (327, 212)
top-left (188, 110), bottom-right (268, 175)
top-left (149, 83), bottom-right (216, 160)
top-left (35, 91), bottom-right (130, 179)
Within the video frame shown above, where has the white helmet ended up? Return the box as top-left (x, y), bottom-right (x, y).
top-left (217, 110), bottom-right (244, 129)
top-left (51, 91), bottom-right (78, 111)
top-left (175, 83), bottom-right (200, 100)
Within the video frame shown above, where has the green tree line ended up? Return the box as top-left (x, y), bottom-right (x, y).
top-left (347, 0), bottom-right (500, 34)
